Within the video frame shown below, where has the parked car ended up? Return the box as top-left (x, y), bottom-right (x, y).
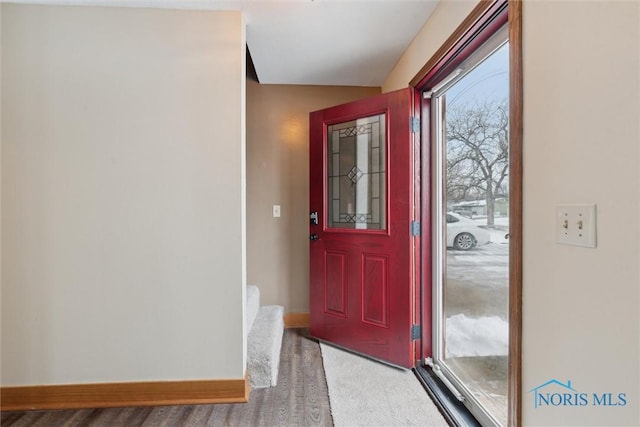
top-left (446, 212), bottom-right (491, 250)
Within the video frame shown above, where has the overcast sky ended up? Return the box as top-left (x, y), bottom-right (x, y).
top-left (447, 42), bottom-right (509, 107)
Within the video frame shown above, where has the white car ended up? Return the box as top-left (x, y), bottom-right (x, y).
top-left (446, 212), bottom-right (491, 250)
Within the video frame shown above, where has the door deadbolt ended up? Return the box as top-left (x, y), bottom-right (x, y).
top-left (310, 211), bottom-right (319, 226)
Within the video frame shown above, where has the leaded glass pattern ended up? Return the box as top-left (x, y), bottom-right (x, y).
top-left (327, 114), bottom-right (386, 230)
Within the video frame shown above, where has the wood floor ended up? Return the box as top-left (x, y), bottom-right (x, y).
top-left (1, 329), bottom-right (333, 427)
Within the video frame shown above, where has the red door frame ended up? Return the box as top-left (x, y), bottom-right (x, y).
top-left (413, 89), bottom-right (430, 362)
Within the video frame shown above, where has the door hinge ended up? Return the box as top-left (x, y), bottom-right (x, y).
top-left (411, 221), bottom-right (421, 236)
top-left (410, 116), bottom-right (420, 133)
top-left (411, 324), bottom-right (421, 340)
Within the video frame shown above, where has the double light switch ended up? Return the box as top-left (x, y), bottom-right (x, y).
top-left (555, 204), bottom-right (597, 248)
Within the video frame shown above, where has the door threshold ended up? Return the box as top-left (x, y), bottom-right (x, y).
top-left (414, 364), bottom-right (481, 427)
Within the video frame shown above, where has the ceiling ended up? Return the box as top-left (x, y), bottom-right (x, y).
top-left (5, 0), bottom-right (439, 86)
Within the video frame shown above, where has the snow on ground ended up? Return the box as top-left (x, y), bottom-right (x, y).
top-left (445, 215), bottom-right (509, 357)
top-left (446, 314), bottom-right (508, 357)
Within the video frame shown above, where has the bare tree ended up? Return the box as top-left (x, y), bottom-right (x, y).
top-left (446, 99), bottom-right (508, 226)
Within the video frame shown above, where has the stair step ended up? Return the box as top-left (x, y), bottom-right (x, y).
top-left (247, 305), bottom-right (284, 388)
top-left (246, 285), bottom-right (260, 338)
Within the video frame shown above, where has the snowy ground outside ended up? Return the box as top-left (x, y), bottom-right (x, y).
top-left (445, 215), bottom-right (509, 357)
top-left (446, 313), bottom-right (508, 357)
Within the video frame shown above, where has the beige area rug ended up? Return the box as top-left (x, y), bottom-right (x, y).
top-left (320, 343), bottom-right (448, 427)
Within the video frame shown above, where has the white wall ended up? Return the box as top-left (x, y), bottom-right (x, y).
top-left (1, 4), bottom-right (247, 385)
top-left (384, 0), bottom-right (640, 425)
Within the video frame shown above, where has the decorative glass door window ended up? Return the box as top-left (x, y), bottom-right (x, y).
top-left (327, 114), bottom-right (386, 230)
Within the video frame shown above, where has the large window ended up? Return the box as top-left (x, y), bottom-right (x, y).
top-left (430, 27), bottom-right (510, 426)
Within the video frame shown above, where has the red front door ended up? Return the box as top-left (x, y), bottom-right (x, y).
top-left (309, 88), bottom-right (417, 368)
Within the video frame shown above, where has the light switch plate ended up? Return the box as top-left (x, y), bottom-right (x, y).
top-left (555, 204), bottom-right (597, 248)
top-left (273, 205), bottom-right (281, 218)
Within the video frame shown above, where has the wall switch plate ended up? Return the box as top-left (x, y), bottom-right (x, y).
top-left (272, 205), bottom-right (281, 218)
top-left (555, 204), bottom-right (596, 248)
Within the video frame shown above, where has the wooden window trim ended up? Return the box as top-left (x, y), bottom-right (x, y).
top-left (410, 0), bottom-right (508, 89)
top-left (507, 2), bottom-right (523, 426)
top-left (412, 1), bottom-right (523, 425)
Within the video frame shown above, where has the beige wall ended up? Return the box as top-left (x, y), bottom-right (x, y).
top-left (385, 0), bottom-right (640, 425)
top-left (1, 4), bottom-right (247, 385)
top-left (382, 0), bottom-right (479, 93)
top-left (246, 81), bottom-right (379, 312)
top-left (521, 1), bottom-right (639, 425)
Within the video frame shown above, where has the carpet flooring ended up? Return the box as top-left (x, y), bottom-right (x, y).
top-left (320, 343), bottom-right (448, 427)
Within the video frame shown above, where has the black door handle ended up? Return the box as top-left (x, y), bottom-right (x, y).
top-left (310, 233), bottom-right (319, 241)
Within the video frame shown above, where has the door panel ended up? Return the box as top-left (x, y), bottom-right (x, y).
top-left (325, 250), bottom-right (347, 316)
top-left (309, 88), bottom-right (416, 368)
top-left (430, 29), bottom-right (510, 426)
top-left (361, 254), bottom-right (388, 327)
